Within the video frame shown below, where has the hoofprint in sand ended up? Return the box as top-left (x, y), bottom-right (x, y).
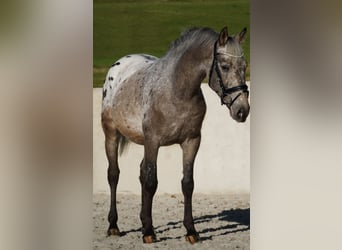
top-left (93, 192), bottom-right (249, 249)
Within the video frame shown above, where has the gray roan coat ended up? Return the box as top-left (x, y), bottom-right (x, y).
top-left (101, 26), bottom-right (250, 244)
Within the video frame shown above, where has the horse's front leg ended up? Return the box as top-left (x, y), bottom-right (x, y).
top-left (181, 135), bottom-right (201, 244)
top-left (140, 138), bottom-right (159, 243)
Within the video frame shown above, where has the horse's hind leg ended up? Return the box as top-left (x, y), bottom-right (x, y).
top-left (181, 136), bottom-right (201, 244)
top-left (106, 132), bottom-right (121, 236)
top-left (104, 127), bottom-right (121, 236)
top-left (139, 138), bottom-right (159, 243)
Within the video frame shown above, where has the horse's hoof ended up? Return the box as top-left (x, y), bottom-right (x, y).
top-left (143, 235), bottom-right (156, 243)
top-left (185, 234), bottom-right (200, 244)
top-left (107, 228), bottom-right (121, 236)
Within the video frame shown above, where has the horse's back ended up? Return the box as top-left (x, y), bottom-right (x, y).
top-left (102, 54), bottom-right (158, 111)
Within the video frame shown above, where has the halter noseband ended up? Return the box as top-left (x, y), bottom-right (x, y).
top-left (208, 41), bottom-right (249, 107)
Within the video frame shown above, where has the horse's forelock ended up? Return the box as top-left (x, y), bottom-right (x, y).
top-left (225, 37), bottom-right (244, 55)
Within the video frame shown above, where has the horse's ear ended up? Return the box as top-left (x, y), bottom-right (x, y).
top-left (218, 26), bottom-right (229, 46)
top-left (236, 27), bottom-right (247, 44)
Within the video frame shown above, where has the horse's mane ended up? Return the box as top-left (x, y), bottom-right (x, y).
top-left (167, 27), bottom-right (218, 55)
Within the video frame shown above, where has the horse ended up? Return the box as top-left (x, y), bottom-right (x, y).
top-left (101, 26), bottom-right (250, 244)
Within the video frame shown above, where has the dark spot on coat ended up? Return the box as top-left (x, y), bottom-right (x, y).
top-left (108, 76), bottom-right (114, 81)
top-left (145, 61), bottom-right (149, 63)
top-left (140, 54), bottom-right (156, 61)
top-left (110, 85), bottom-right (112, 89)
top-left (126, 55), bottom-right (131, 58)
top-left (102, 88), bottom-right (107, 100)
top-left (111, 62), bottom-right (121, 67)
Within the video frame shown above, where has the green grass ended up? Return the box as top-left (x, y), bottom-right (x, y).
top-left (94, 0), bottom-right (250, 87)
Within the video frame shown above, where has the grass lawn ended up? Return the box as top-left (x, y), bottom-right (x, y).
top-left (94, 0), bottom-right (250, 87)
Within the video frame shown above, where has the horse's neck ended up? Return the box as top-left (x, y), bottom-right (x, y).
top-left (172, 45), bottom-right (213, 99)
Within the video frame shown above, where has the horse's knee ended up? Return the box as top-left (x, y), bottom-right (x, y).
top-left (145, 173), bottom-right (158, 194)
top-left (146, 177), bottom-right (158, 194)
top-left (182, 176), bottom-right (194, 195)
top-left (140, 162), bottom-right (158, 194)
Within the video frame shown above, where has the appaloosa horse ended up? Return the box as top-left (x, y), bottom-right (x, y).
top-left (101, 26), bottom-right (250, 244)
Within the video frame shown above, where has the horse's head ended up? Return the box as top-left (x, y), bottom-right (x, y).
top-left (209, 27), bottom-right (250, 122)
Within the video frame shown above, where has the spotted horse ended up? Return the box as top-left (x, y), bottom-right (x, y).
top-left (101, 26), bottom-right (250, 244)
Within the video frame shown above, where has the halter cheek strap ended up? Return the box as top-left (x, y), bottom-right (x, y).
top-left (208, 41), bottom-right (249, 107)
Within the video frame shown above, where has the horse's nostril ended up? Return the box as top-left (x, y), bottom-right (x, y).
top-left (237, 109), bottom-right (243, 118)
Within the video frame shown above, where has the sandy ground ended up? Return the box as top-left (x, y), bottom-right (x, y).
top-left (93, 192), bottom-right (249, 249)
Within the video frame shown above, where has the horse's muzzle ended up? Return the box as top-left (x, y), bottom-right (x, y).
top-left (232, 105), bottom-right (250, 123)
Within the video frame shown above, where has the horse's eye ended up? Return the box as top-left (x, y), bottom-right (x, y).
top-left (221, 65), bottom-right (229, 72)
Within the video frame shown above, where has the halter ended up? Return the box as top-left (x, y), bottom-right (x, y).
top-left (208, 41), bottom-right (249, 107)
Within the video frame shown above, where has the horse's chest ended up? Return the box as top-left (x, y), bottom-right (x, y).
top-left (158, 104), bottom-right (206, 145)
top-left (179, 113), bottom-right (203, 134)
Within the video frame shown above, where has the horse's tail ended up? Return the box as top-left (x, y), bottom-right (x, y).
top-left (118, 133), bottom-right (130, 156)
